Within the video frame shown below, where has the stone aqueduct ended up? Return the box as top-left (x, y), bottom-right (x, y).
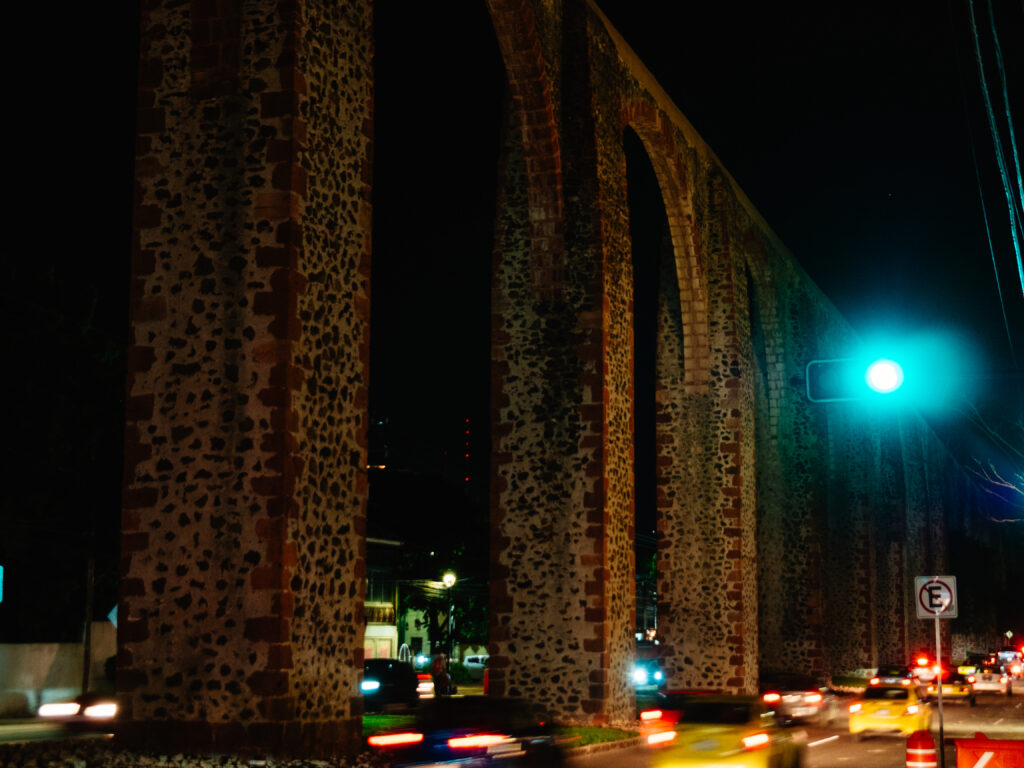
top-left (123, 0), bottom-right (980, 757)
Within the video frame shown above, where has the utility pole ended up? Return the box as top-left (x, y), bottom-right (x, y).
top-left (81, 533), bottom-right (95, 694)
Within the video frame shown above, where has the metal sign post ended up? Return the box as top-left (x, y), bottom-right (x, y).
top-left (915, 576), bottom-right (957, 768)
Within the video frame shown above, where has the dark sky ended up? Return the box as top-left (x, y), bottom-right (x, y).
top-left (371, 0), bottom-right (1023, 487)
top-left (594, 0), bottom-right (1024, 377)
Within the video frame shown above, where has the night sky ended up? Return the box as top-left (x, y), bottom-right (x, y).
top-left (594, 0), bottom-right (1024, 373)
top-left (3, 1), bottom-right (1021, 641)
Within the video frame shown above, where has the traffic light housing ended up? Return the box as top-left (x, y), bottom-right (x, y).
top-left (805, 357), bottom-right (905, 403)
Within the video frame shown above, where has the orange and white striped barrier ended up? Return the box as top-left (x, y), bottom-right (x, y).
top-left (908, 729), bottom-right (938, 768)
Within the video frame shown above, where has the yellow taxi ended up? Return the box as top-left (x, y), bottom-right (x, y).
top-left (640, 691), bottom-right (806, 767)
top-left (848, 684), bottom-right (931, 740)
top-left (924, 671), bottom-right (975, 706)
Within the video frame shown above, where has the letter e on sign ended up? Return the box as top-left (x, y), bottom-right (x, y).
top-left (914, 576), bottom-right (958, 619)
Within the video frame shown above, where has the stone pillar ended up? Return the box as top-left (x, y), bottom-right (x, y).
top-left (486, 0), bottom-right (635, 725)
top-left (122, 0), bottom-right (372, 757)
top-left (655, 176), bottom-right (758, 693)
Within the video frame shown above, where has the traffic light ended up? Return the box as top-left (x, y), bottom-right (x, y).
top-left (805, 357), bottom-right (905, 403)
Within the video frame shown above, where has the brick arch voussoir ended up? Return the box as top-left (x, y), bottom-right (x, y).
top-left (623, 99), bottom-right (710, 390)
top-left (486, 0), bottom-right (565, 300)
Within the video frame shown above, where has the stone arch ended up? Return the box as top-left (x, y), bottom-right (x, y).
top-left (623, 99), bottom-right (710, 391)
top-left (486, 0), bottom-right (566, 300)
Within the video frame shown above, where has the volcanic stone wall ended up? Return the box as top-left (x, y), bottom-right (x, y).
top-left (124, 0), bottom-right (371, 757)
top-left (485, 0), bottom-right (974, 722)
top-left (122, 0), bottom-right (979, 756)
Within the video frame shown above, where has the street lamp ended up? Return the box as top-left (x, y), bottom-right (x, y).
top-left (442, 571), bottom-right (456, 661)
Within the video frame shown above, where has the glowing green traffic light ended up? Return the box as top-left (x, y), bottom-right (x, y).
top-left (865, 359), bottom-right (904, 394)
top-left (806, 357), bottom-right (906, 402)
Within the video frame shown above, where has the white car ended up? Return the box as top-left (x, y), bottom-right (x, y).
top-left (971, 666), bottom-right (1012, 695)
top-left (461, 654), bottom-right (489, 681)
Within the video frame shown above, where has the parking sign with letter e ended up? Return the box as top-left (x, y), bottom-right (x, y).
top-left (914, 576), bottom-right (958, 619)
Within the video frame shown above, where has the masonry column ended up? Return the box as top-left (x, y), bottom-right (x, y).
top-left (655, 177), bottom-right (758, 693)
top-left (122, 0), bottom-right (372, 757)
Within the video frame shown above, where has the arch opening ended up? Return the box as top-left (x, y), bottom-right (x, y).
top-left (367, 0), bottom-right (505, 670)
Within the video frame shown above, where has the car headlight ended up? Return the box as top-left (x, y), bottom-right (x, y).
top-left (39, 702), bottom-right (82, 718)
top-left (83, 702), bottom-right (117, 719)
top-left (632, 667), bottom-right (649, 685)
top-left (361, 679), bottom-right (381, 692)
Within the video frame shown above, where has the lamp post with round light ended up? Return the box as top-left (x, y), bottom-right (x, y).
top-left (442, 571), bottom-right (456, 662)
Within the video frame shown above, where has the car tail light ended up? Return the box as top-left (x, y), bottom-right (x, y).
top-left (917, 657), bottom-right (930, 667)
top-left (368, 732), bottom-right (425, 747)
top-left (901, 678), bottom-right (912, 686)
top-left (869, 677), bottom-right (881, 686)
top-left (849, 703), bottom-right (863, 714)
top-left (905, 705), bottom-right (920, 715)
top-left (967, 675), bottom-right (976, 684)
top-left (448, 734), bottom-right (507, 749)
top-left (647, 730), bottom-right (677, 745)
top-left (1001, 675), bottom-right (1010, 684)
top-left (742, 732), bottom-right (771, 750)
top-left (804, 692), bottom-right (823, 704)
top-left (762, 692), bottom-right (781, 704)
top-left (640, 709), bottom-right (663, 721)
top-left (1012, 664), bottom-right (1022, 676)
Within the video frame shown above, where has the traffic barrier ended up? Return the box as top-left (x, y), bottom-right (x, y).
top-left (908, 729), bottom-right (938, 768)
top-left (955, 732), bottom-right (1024, 768)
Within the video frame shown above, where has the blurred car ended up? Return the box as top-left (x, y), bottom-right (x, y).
top-left (870, 663), bottom-right (916, 688)
top-left (997, 648), bottom-right (1023, 678)
top-left (416, 672), bottom-right (435, 697)
top-left (910, 655), bottom-right (939, 683)
top-left (759, 671), bottom-right (835, 725)
top-left (362, 658), bottom-right (420, 713)
top-left (924, 671), bottom-right (975, 705)
top-left (632, 658), bottom-right (666, 689)
top-left (367, 695), bottom-right (564, 767)
top-left (37, 691), bottom-right (119, 731)
top-left (639, 691), bottom-right (806, 767)
top-left (848, 685), bottom-right (931, 740)
top-left (970, 665), bottom-right (1012, 695)
top-left (462, 654), bottom-right (489, 682)
top-left (957, 653), bottom-right (990, 675)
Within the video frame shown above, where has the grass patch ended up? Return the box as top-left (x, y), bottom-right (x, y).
top-left (363, 714), bottom-right (415, 737)
top-left (553, 725), bottom-right (637, 747)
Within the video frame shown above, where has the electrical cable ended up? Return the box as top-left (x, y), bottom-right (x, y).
top-left (967, 0), bottom-right (1024, 299)
top-left (952, 0), bottom-right (1019, 366)
top-left (985, 0), bottom-right (1024, 229)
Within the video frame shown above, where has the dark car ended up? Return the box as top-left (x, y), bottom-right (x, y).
top-left (367, 696), bottom-right (564, 767)
top-left (362, 658), bottom-right (420, 713)
top-left (37, 691), bottom-right (119, 733)
top-left (759, 671), bottom-right (835, 725)
top-left (871, 663), bottom-right (915, 688)
top-left (631, 658), bottom-right (666, 689)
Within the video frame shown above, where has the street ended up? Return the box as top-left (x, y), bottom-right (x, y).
top-left (570, 690), bottom-right (1024, 768)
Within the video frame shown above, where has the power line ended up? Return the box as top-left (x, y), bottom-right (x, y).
top-left (967, 0), bottom-right (1024, 300)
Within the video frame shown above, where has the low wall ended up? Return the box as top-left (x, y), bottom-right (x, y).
top-left (0, 622), bottom-right (116, 717)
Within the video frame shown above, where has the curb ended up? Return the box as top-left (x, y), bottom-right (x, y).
top-left (564, 737), bottom-right (643, 757)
